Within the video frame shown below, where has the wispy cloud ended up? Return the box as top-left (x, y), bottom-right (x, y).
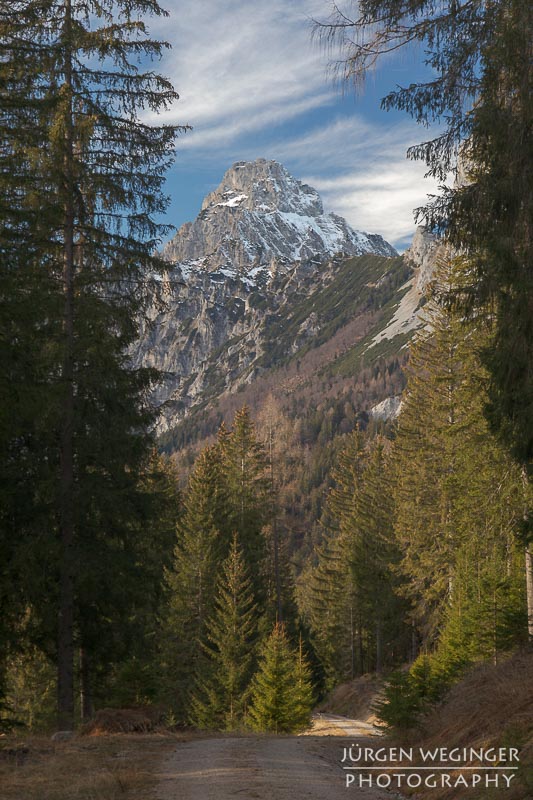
top-left (149, 1), bottom-right (442, 249)
top-left (151, 0), bottom-right (329, 135)
top-left (262, 118), bottom-right (442, 248)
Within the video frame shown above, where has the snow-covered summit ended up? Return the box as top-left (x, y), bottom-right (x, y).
top-left (162, 159), bottom-right (397, 274)
top-left (202, 159), bottom-right (323, 217)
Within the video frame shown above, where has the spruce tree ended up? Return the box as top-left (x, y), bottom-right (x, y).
top-left (304, 431), bottom-right (409, 682)
top-left (0, 0), bottom-right (186, 728)
top-left (392, 259), bottom-right (526, 651)
top-left (77, 454), bottom-right (181, 716)
top-left (304, 430), bottom-right (365, 685)
top-left (314, 0), bottom-right (532, 572)
top-left (256, 395), bottom-right (296, 624)
top-left (0, 5), bottom-right (62, 704)
top-left (352, 439), bottom-right (410, 673)
top-left (164, 444), bottom-right (229, 718)
top-left (262, 524), bottom-right (299, 636)
top-left (220, 407), bottom-right (270, 602)
top-left (248, 623), bottom-right (314, 734)
top-left (190, 534), bottom-right (258, 730)
top-left (291, 635), bottom-right (315, 732)
top-left (304, 523), bottom-right (358, 687)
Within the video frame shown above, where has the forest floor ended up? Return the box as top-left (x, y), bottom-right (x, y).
top-left (0, 717), bottom-right (392, 800)
top-left (0, 731), bottom-right (176, 800)
top-left (146, 725), bottom-right (392, 800)
top-left (4, 652), bottom-right (531, 800)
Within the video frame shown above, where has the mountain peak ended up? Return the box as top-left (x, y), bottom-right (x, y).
top-left (201, 159), bottom-right (324, 217)
top-left (162, 159), bottom-right (397, 272)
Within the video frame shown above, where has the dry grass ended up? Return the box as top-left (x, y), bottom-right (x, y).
top-left (0, 731), bottom-right (180, 800)
top-left (80, 707), bottom-right (165, 736)
top-left (317, 673), bottom-right (383, 723)
top-left (398, 650), bottom-right (533, 800)
top-left (317, 653), bottom-right (533, 799)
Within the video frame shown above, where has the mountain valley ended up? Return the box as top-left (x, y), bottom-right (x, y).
top-left (130, 158), bottom-right (440, 558)
top-left (133, 160), bottom-right (437, 444)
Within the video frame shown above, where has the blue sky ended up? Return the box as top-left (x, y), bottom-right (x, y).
top-left (147, 0), bottom-right (442, 252)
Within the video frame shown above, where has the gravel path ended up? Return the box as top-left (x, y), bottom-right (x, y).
top-left (153, 734), bottom-right (392, 800)
top-left (308, 714), bottom-right (382, 737)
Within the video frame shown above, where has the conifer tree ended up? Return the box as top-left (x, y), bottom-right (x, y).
top-left (304, 431), bottom-right (408, 682)
top-left (164, 444), bottom-right (229, 718)
top-left (262, 524), bottom-right (299, 636)
top-left (315, 7), bottom-right (532, 631)
top-left (220, 407), bottom-right (270, 601)
top-left (352, 439), bottom-right (410, 672)
top-left (435, 520), bottom-right (526, 674)
top-left (304, 523), bottom-right (358, 687)
top-left (79, 454), bottom-right (181, 716)
top-left (257, 395), bottom-right (296, 623)
top-left (1, 0), bottom-right (186, 728)
top-left (0, 5), bottom-right (63, 703)
top-left (248, 623), bottom-right (314, 734)
top-left (304, 430), bottom-right (365, 685)
top-left (190, 534), bottom-right (258, 730)
top-left (291, 634), bottom-right (315, 732)
top-left (392, 259), bottom-right (526, 650)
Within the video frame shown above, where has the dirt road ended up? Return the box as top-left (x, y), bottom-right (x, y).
top-left (308, 713), bottom-right (382, 737)
top-left (153, 733), bottom-right (393, 800)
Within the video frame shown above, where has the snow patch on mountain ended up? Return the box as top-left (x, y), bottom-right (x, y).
top-left (162, 159), bottom-right (397, 275)
top-left (215, 192), bottom-right (249, 208)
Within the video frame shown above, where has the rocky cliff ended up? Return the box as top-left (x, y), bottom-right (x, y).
top-left (131, 159), bottom-right (405, 434)
top-left (161, 159), bottom-right (396, 272)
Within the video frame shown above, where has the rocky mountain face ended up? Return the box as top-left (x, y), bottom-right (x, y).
top-left (404, 226), bottom-right (448, 293)
top-left (130, 159), bottom-right (445, 560)
top-left (131, 159), bottom-right (406, 434)
top-left (161, 159), bottom-right (397, 272)
top-left (132, 160), bottom-right (446, 442)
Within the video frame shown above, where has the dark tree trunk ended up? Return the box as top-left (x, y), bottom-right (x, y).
top-left (79, 648), bottom-right (93, 721)
top-left (375, 619), bottom-right (383, 674)
top-left (57, 0), bottom-right (76, 732)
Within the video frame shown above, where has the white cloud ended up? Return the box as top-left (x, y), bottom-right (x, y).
top-left (310, 162), bottom-right (439, 250)
top-left (248, 118), bottom-right (443, 249)
top-left (147, 1), bottom-right (444, 249)
top-left (149, 0), bottom-right (330, 138)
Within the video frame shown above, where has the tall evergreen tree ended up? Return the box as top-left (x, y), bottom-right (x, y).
top-left (78, 454), bottom-right (181, 716)
top-left (0, 2), bottom-right (62, 706)
top-left (392, 259), bottom-right (527, 650)
top-left (262, 524), bottom-right (299, 636)
top-left (303, 529), bottom-right (357, 687)
top-left (352, 440), bottom-right (410, 672)
top-left (164, 444), bottom-right (229, 719)
top-left (248, 623), bottom-right (314, 734)
top-left (257, 395), bottom-right (296, 624)
top-left (303, 431), bottom-right (365, 686)
top-left (0, 0), bottom-right (186, 728)
top-left (190, 534), bottom-right (258, 730)
top-left (314, 1), bottom-right (532, 630)
top-left (304, 431), bottom-right (409, 683)
top-left (220, 407), bottom-right (270, 602)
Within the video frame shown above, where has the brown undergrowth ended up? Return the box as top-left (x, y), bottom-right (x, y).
top-left (316, 652), bottom-right (533, 799)
top-left (317, 673), bottom-right (384, 724)
top-left (0, 730), bottom-right (181, 800)
top-left (396, 650), bottom-right (533, 800)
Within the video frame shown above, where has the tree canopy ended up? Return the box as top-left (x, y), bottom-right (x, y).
top-left (315, 0), bottom-right (532, 466)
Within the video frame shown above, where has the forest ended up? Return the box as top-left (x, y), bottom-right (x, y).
top-left (1, 0), bottom-right (531, 746)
